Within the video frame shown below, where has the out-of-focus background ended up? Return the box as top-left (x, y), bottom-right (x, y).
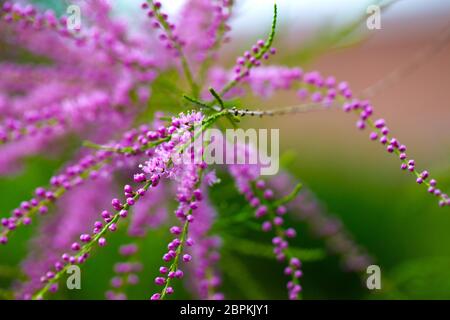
top-left (1, 0), bottom-right (450, 299)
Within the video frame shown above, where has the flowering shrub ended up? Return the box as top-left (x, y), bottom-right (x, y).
top-left (0, 0), bottom-right (448, 300)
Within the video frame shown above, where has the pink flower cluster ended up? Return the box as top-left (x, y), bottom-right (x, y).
top-left (0, 0), bottom-right (447, 303)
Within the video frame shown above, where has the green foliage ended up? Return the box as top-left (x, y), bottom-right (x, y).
top-left (386, 257), bottom-right (450, 299)
top-left (223, 236), bottom-right (325, 262)
top-left (137, 70), bottom-right (185, 124)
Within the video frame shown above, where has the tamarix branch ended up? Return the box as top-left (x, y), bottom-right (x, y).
top-left (0, 0), bottom-right (448, 302)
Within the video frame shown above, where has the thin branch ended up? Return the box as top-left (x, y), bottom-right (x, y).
top-left (227, 102), bottom-right (332, 118)
top-left (219, 3), bottom-right (278, 97)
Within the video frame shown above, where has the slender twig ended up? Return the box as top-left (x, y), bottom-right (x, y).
top-left (148, 1), bottom-right (199, 97)
top-left (226, 103), bottom-right (331, 118)
top-left (183, 95), bottom-right (216, 111)
top-left (274, 183), bottom-right (303, 207)
top-left (219, 3), bottom-right (278, 97)
top-left (160, 219), bottom-right (190, 300)
top-left (33, 180), bottom-right (153, 300)
top-left (209, 88), bottom-right (225, 110)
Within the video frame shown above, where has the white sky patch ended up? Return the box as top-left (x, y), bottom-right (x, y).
top-left (114, 0), bottom-right (450, 38)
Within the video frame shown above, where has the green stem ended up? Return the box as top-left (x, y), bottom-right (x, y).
top-left (33, 180), bottom-right (153, 300)
top-left (149, 1), bottom-right (199, 97)
top-left (183, 95), bottom-right (215, 111)
top-left (219, 3), bottom-right (278, 97)
top-left (274, 183), bottom-right (303, 207)
top-left (83, 136), bottom-right (170, 155)
top-left (160, 219), bottom-right (190, 300)
top-left (209, 88), bottom-right (225, 110)
top-left (251, 181), bottom-right (303, 300)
